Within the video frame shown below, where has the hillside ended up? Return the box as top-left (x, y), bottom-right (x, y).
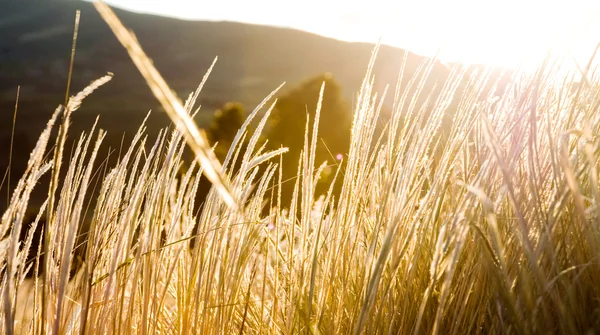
top-left (0, 0), bottom-right (438, 133)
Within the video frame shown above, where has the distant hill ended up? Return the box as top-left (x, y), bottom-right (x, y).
top-left (0, 0), bottom-right (437, 134)
top-left (0, 0), bottom-right (510, 210)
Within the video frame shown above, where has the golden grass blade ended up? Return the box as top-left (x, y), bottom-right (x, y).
top-left (93, 1), bottom-right (238, 209)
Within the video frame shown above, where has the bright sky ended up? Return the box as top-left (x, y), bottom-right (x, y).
top-left (99, 0), bottom-right (599, 69)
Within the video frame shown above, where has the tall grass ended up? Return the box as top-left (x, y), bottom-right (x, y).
top-left (2, 4), bottom-right (600, 334)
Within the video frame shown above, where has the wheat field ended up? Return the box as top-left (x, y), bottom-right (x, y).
top-left (2, 3), bottom-right (600, 334)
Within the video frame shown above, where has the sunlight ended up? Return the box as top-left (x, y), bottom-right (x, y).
top-left (375, 0), bottom-right (599, 69)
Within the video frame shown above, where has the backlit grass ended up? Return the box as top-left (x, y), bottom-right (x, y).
top-left (2, 4), bottom-right (600, 334)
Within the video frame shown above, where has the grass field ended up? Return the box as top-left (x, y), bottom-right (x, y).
top-left (2, 3), bottom-right (600, 334)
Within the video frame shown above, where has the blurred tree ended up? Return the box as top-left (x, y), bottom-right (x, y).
top-left (264, 73), bottom-right (353, 200)
top-left (207, 101), bottom-right (245, 160)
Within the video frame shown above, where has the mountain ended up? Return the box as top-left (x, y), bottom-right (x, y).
top-left (0, 0), bottom-right (432, 133)
top-left (0, 0), bottom-right (509, 210)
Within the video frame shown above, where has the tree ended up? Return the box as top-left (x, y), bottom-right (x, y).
top-left (264, 73), bottom-right (353, 200)
top-left (207, 101), bottom-right (245, 160)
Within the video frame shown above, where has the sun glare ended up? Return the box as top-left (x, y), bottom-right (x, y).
top-left (359, 0), bottom-right (599, 70)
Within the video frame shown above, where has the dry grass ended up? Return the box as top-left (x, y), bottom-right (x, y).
top-left (2, 3), bottom-right (600, 334)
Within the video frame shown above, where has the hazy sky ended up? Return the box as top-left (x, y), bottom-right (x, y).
top-left (98, 0), bottom-right (599, 68)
